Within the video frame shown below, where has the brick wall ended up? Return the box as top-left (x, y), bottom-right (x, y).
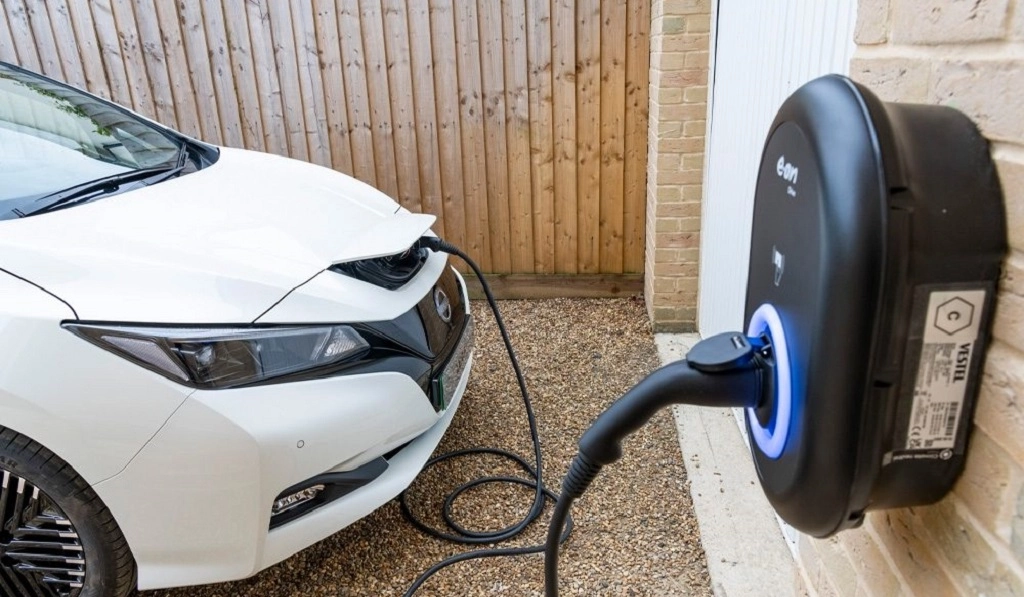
top-left (644, 0), bottom-right (711, 332)
top-left (797, 1), bottom-right (1024, 594)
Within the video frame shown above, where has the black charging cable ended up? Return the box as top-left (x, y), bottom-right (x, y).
top-left (400, 237), bottom-right (572, 596)
top-left (406, 237), bottom-right (776, 596)
top-left (543, 332), bottom-right (776, 596)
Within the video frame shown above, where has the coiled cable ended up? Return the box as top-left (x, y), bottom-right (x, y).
top-left (401, 237), bottom-right (572, 596)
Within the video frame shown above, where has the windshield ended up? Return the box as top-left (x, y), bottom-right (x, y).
top-left (0, 63), bottom-right (184, 216)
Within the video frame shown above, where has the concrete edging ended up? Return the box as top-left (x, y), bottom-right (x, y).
top-left (656, 333), bottom-right (800, 596)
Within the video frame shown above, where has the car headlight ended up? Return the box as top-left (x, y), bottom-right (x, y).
top-left (63, 323), bottom-right (370, 389)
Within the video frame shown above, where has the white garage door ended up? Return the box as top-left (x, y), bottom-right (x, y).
top-left (698, 0), bottom-right (858, 335)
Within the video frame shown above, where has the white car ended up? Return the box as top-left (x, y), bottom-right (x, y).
top-left (0, 62), bottom-right (473, 596)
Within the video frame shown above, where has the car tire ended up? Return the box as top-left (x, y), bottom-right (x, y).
top-left (0, 427), bottom-right (136, 597)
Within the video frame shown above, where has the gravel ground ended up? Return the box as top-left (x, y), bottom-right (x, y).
top-left (142, 298), bottom-right (712, 597)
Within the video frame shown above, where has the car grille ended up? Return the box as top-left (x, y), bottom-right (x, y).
top-left (415, 266), bottom-right (466, 361)
top-left (414, 267), bottom-right (469, 410)
top-left (336, 264), bottom-right (470, 411)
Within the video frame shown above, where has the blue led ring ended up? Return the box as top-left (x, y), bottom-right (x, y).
top-left (746, 303), bottom-right (792, 459)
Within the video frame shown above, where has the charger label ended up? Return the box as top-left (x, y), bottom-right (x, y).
top-left (902, 289), bottom-right (986, 454)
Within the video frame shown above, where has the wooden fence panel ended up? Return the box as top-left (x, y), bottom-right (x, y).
top-left (526, 0), bottom-right (554, 274)
top-left (381, 0), bottom-right (423, 212)
top-left (7, 1), bottom-right (41, 73)
top-left (406, 0), bottom-right (444, 231)
top-left (600, 0), bottom-right (626, 274)
top-left (0, 0), bottom-right (650, 281)
top-left (552, 0), bottom-right (578, 275)
top-left (223, 0), bottom-right (268, 151)
top-left (575, 0), bottom-right (601, 274)
top-left (623, 0), bottom-right (652, 273)
top-left (337, 1), bottom-right (375, 181)
top-left (314, 0), bottom-right (355, 174)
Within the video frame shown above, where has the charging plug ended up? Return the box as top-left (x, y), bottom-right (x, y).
top-left (546, 331), bottom-right (776, 597)
top-left (412, 234), bottom-right (777, 597)
top-left (413, 236), bottom-right (447, 254)
top-left (577, 331), bottom-right (771, 471)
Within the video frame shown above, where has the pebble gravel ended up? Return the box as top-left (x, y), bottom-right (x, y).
top-left (142, 298), bottom-right (712, 597)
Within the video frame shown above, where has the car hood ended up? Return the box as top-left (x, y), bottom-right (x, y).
top-left (0, 148), bottom-right (435, 323)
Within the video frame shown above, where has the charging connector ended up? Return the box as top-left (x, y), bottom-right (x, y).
top-left (407, 237), bottom-right (777, 597)
top-left (545, 332), bottom-right (776, 596)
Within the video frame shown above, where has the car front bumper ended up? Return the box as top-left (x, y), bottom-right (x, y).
top-left (91, 288), bottom-right (473, 591)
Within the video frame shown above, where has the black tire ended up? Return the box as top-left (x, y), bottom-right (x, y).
top-left (0, 427), bottom-right (136, 597)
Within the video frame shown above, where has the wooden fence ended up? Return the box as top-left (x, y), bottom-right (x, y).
top-left (0, 0), bottom-right (650, 286)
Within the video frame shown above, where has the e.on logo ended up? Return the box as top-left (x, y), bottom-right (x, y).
top-left (776, 156), bottom-right (799, 184)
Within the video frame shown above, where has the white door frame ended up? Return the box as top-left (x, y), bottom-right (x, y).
top-left (699, 0), bottom-right (858, 336)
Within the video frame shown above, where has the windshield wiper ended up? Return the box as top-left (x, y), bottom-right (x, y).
top-left (16, 165), bottom-right (186, 217)
top-left (174, 139), bottom-right (190, 168)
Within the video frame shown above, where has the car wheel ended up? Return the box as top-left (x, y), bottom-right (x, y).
top-left (0, 428), bottom-right (135, 597)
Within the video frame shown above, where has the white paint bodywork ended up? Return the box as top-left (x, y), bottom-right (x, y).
top-left (94, 355), bottom-right (472, 589)
top-left (0, 145), bottom-right (473, 589)
top-left (0, 270), bottom-right (192, 484)
top-left (0, 147), bottom-right (436, 323)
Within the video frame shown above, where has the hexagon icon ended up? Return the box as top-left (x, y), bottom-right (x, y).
top-left (935, 297), bottom-right (974, 336)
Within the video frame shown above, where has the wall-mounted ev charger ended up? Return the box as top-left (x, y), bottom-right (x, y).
top-left (544, 75), bottom-right (1007, 594)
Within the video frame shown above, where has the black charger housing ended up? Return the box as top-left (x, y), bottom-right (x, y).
top-left (744, 75), bottom-right (1006, 537)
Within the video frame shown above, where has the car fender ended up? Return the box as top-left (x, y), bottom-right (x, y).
top-left (0, 268), bottom-right (193, 484)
